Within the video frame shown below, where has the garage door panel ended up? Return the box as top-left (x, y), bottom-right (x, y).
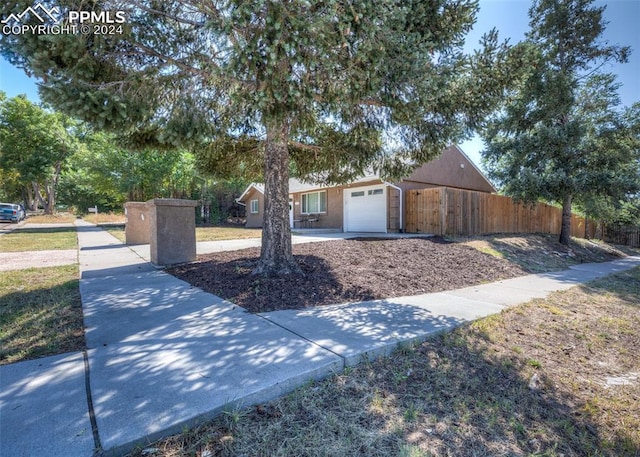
top-left (345, 186), bottom-right (386, 232)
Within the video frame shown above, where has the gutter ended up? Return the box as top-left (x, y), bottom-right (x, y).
top-left (384, 182), bottom-right (403, 233)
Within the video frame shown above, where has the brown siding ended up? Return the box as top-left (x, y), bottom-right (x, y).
top-left (399, 145), bottom-right (495, 193)
top-left (290, 180), bottom-right (391, 231)
top-left (387, 187), bottom-right (401, 232)
top-left (244, 188), bottom-right (264, 228)
top-left (291, 187), bottom-right (344, 229)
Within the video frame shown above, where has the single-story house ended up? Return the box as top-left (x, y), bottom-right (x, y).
top-left (237, 145), bottom-right (495, 233)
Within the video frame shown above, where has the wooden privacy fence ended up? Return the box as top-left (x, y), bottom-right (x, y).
top-left (603, 224), bottom-right (640, 248)
top-left (406, 187), bottom-right (595, 238)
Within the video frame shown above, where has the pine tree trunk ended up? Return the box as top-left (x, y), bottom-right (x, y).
top-left (559, 193), bottom-right (572, 246)
top-left (253, 118), bottom-right (302, 276)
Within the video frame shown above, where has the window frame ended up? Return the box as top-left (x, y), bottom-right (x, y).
top-left (250, 199), bottom-right (259, 214)
top-left (301, 190), bottom-right (327, 214)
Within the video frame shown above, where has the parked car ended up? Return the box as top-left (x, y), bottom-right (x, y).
top-left (0, 203), bottom-right (26, 223)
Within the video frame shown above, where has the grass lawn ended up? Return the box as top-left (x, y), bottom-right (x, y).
top-left (0, 227), bottom-right (78, 252)
top-left (128, 267), bottom-right (640, 457)
top-left (0, 265), bottom-right (84, 365)
top-left (103, 225), bottom-right (262, 244)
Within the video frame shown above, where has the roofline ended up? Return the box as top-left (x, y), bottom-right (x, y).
top-left (237, 183), bottom-right (263, 203)
top-left (289, 177), bottom-right (383, 193)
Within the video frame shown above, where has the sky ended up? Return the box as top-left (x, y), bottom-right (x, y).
top-left (1, 0), bottom-right (639, 170)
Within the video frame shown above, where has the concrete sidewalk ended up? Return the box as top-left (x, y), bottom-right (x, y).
top-left (1, 221), bottom-right (639, 457)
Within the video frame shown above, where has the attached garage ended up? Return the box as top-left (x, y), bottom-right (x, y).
top-left (343, 184), bottom-right (387, 232)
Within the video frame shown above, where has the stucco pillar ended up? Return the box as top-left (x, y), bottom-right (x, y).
top-left (124, 201), bottom-right (151, 245)
top-left (148, 198), bottom-right (198, 266)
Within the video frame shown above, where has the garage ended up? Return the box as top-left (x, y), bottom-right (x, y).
top-left (343, 185), bottom-right (387, 232)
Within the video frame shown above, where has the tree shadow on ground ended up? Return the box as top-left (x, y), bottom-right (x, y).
top-left (11, 227), bottom-right (77, 234)
top-left (377, 329), bottom-right (640, 457)
top-left (585, 267), bottom-right (640, 304)
top-left (168, 237), bottom-right (527, 313)
top-left (0, 278), bottom-right (84, 364)
top-left (130, 316), bottom-right (639, 457)
top-left (476, 233), bottom-right (625, 273)
top-left (169, 252), bottom-right (376, 313)
top-left (188, 327), bottom-right (638, 457)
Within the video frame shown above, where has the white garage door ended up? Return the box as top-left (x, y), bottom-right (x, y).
top-left (344, 185), bottom-right (387, 232)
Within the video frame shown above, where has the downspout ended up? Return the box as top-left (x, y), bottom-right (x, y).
top-left (385, 182), bottom-right (403, 233)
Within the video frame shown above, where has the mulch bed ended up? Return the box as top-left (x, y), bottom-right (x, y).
top-left (168, 237), bottom-right (527, 313)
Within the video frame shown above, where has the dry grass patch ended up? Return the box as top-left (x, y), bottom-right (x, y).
top-left (103, 224), bottom-right (126, 243)
top-left (128, 267), bottom-right (640, 457)
top-left (460, 233), bottom-right (628, 272)
top-left (83, 212), bottom-right (126, 225)
top-left (195, 226), bottom-right (262, 242)
top-left (0, 265), bottom-right (84, 365)
top-left (0, 227), bottom-right (78, 252)
top-left (24, 212), bottom-right (77, 224)
top-left (103, 225), bottom-right (262, 244)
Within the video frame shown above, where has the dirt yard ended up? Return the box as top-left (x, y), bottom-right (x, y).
top-left (167, 234), bottom-right (627, 313)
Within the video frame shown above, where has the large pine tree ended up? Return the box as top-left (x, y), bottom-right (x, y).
top-left (2, 0), bottom-right (523, 274)
top-left (481, 0), bottom-right (637, 245)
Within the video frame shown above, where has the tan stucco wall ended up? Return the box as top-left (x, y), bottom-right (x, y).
top-left (124, 201), bottom-right (150, 245)
top-left (148, 198), bottom-right (198, 266)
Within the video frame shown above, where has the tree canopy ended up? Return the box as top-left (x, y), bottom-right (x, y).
top-left (58, 130), bottom-right (199, 213)
top-left (481, 0), bottom-right (639, 244)
top-left (2, 0), bottom-right (525, 274)
top-left (0, 93), bottom-right (80, 213)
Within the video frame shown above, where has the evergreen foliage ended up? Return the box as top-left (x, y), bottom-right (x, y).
top-left (2, 0), bottom-right (526, 273)
top-left (481, 0), bottom-right (639, 244)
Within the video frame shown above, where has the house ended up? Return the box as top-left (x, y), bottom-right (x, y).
top-left (237, 145), bottom-right (495, 233)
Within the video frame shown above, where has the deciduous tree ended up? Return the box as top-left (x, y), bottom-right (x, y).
top-left (0, 94), bottom-right (79, 213)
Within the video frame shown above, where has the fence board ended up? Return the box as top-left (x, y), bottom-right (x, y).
top-left (405, 187), bottom-right (596, 239)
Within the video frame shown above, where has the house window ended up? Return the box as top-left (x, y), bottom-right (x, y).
top-left (368, 189), bottom-right (383, 195)
top-left (250, 199), bottom-right (259, 214)
top-left (301, 191), bottom-right (327, 214)
top-left (351, 191), bottom-right (365, 197)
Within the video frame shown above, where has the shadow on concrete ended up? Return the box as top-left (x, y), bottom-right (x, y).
top-left (0, 353), bottom-right (95, 456)
top-left (79, 264), bottom-right (343, 454)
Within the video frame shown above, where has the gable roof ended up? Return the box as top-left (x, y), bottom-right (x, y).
top-left (237, 145), bottom-right (495, 202)
top-left (236, 183), bottom-right (264, 203)
top-left (403, 145), bottom-right (496, 193)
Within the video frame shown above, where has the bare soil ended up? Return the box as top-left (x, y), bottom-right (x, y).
top-left (167, 234), bottom-right (627, 313)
